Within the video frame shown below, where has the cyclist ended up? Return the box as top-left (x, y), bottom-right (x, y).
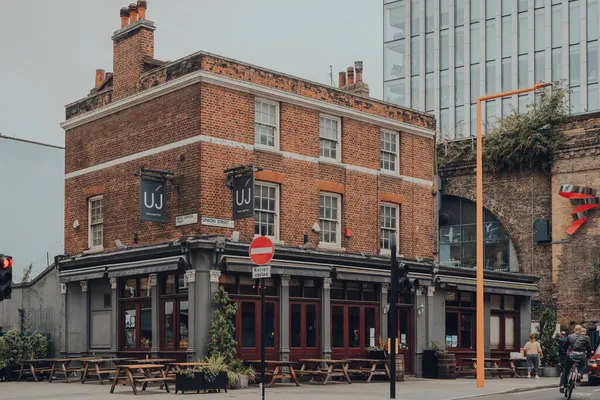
top-left (559, 325), bottom-right (592, 393)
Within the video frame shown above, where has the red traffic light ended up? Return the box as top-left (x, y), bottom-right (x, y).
top-left (1, 256), bottom-right (12, 269)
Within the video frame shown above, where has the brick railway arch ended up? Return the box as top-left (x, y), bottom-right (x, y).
top-left (438, 192), bottom-right (521, 273)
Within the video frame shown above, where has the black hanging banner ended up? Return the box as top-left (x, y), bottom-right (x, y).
top-left (140, 178), bottom-right (166, 222)
top-left (233, 172), bottom-right (254, 220)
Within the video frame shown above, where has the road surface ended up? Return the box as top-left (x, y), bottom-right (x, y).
top-left (480, 386), bottom-right (600, 399)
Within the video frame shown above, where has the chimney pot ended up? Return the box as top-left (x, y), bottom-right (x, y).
top-left (120, 7), bottom-right (130, 28)
top-left (347, 66), bottom-right (355, 85)
top-left (95, 69), bottom-right (106, 88)
top-left (129, 3), bottom-right (138, 23)
top-left (355, 61), bottom-right (364, 83)
top-left (137, 0), bottom-right (147, 20)
top-left (338, 72), bottom-right (347, 88)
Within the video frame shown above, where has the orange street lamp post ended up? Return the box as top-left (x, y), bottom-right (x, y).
top-left (475, 82), bottom-right (552, 389)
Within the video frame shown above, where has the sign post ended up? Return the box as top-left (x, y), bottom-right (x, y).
top-left (249, 236), bottom-right (274, 400)
top-left (389, 235), bottom-right (398, 399)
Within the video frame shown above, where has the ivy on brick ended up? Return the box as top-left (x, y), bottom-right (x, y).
top-left (438, 83), bottom-right (570, 173)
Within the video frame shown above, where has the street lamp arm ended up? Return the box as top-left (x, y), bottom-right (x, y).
top-left (477, 82), bottom-right (553, 102)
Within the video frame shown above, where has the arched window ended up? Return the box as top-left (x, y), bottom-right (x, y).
top-left (439, 196), bottom-right (511, 271)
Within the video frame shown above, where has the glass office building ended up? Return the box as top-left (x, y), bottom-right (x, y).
top-left (384, 0), bottom-right (600, 140)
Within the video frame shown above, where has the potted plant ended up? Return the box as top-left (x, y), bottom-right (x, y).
top-left (423, 341), bottom-right (447, 379)
top-left (538, 309), bottom-right (560, 377)
top-left (175, 355), bottom-right (229, 394)
top-left (228, 359), bottom-right (256, 389)
top-left (367, 338), bottom-right (387, 360)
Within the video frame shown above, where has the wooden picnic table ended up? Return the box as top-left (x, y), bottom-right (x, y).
top-left (80, 358), bottom-right (137, 384)
top-left (109, 364), bottom-right (171, 395)
top-left (48, 357), bottom-right (100, 383)
top-left (297, 358), bottom-right (352, 384)
top-left (246, 360), bottom-right (301, 387)
top-left (503, 357), bottom-right (528, 378)
top-left (127, 358), bottom-right (177, 364)
top-left (459, 358), bottom-right (512, 379)
top-left (18, 358), bottom-right (58, 382)
top-left (343, 358), bottom-right (391, 382)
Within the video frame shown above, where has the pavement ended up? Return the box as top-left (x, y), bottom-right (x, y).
top-left (0, 377), bottom-right (560, 400)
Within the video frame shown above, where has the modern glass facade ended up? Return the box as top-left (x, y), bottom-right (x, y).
top-left (384, 0), bottom-right (600, 140)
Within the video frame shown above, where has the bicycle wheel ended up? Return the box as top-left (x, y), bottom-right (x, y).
top-left (566, 379), bottom-right (574, 400)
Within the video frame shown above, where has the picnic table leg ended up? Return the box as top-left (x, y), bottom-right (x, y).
top-left (95, 363), bottom-right (104, 384)
top-left (289, 366), bottom-right (300, 387)
top-left (110, 367), bottom-right (121, 394)
top-left (268, 366), bottom-right (280, 388)
top-left (384, 361), bottom-right (391, 380)
top-left (17, 363), bottom-right (25, 382)
top-left (160, 368), bottom-right (170, 393)
top-left (343, 362), bottom-right (352, 384)
top-left (367, 363), bottom-right (377, 383)
top-left (126, 369), bottom-right (138, 395)
top-left (29, 364), bottom-right (39, 382)
top-left (322, 364), bottom-right (333, 385)
top-left (48, 362), bottom-right (56, 383)
top-left (61, 362), bottom-right (70, 383)
top-left (81, 362), bottom-right (90, 383)
top-left (141, 368), bottom-right (151, 391)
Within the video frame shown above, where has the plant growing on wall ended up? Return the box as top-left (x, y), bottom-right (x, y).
top-left (438, 83), bottom-right (569, 173)
top-left (0, 328), bottom-right (49, 369)
top-left (207, 286), bottom-right (238, 364)
top-left (539, 308), bottom-right (559, 367)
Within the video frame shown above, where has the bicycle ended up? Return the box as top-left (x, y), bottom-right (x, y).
top-left (564, 359), bottom-right (582, 400)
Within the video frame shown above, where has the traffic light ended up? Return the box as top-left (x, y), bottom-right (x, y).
top-left (0, 255), bottom-right (13, 301)
top-left (398, 262), bottom-right (419, 294)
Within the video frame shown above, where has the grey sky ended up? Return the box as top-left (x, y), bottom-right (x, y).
top-left (0, 0), bottom-right (383, 148)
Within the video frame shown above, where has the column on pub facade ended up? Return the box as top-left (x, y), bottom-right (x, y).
top-left (80, 280), bottom-right (89, 353)
top-left (110, 278), bottom-right (118, 354)
top-left (280, 275), bottom-right (291, 363)
top-left (186, 269), bottom-right (197, 360)
top-left (321, 278), bottom-right (332, 359)
top-left (60, 283), bottom-right (68, 354)
top-left (380, 283), bottom-right (390, 341)
top-left (149, 273), bottom-right (159, 357)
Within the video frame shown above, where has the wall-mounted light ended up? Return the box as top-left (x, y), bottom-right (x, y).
top-left (417, 303), bottom-right (425, 316)
top-left (73, 220), bottom-right (80, 230)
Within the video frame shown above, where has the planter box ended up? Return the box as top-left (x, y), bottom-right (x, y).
top-left (175, 371), bottom-right (228, 394)
top-left (422, 350), bottom-right (438, 379)
top-left (236, 374), bottom-right (249, 389)
top-left (368, 350), bottom-right (387, 360)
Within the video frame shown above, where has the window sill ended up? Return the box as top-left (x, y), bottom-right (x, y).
top-left (254, 144), bottom-right (282, 155)
top-left (319, 157), bottom-right (343, 167)
top-left (379, 170), bottom-right (402, 180)
top-left (317, 244), bottom-right (346, 252)
top-left (253, 234), bottom-right (284, 246)
top-left (83, 246), bottom-right (104, 255)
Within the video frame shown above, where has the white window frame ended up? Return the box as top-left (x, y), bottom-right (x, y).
top-left (380, 129), bottom-right (400, 174)
top-left (319, 114), bottom-right (342, 163)
top-left (318, 192), bottom-right (342, 249)
top-left (253, 181), bottom-right (280, 241)
top-left (88, 195), bottom-right (104, 250)
top-left (380, 202), bottom-right (400, 255)
top-left (254, 98), bottom-right (280, 150)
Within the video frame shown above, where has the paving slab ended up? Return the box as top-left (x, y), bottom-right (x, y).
top-left (0, 377), bottom-right (558, 400)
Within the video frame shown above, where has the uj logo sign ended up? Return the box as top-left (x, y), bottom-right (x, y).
top-left (559, 184), bottom-right (600, 235)
top-left (140, 178), bottom-right (166, 222)
top-left (233, 173), bottom-right (254, 220)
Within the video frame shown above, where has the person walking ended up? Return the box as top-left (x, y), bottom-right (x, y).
top-left (524, 333), bottom-right (543, 379)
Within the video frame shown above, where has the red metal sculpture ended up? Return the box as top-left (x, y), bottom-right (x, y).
top-left (559, 184), bottom-right (600, 235)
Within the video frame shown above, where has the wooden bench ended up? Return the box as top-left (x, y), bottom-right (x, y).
top-left (110, 364), bottom-right (170, 395)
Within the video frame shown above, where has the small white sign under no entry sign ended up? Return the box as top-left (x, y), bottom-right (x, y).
top-left (252, 265), bottom-right (271, 279)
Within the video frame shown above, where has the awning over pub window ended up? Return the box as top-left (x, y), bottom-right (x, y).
top-left (59, 266), bottom-right (107, 283)
top-left (221, 256), bottom-right (331, 278)
top-left (438, 274), bottom-right (539, 297)
top-left (106, 256), bottom-right (185, 278)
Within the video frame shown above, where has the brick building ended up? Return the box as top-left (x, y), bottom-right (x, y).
top-left (439, 112), bottom-right (600, 331)
top-left (55, 1), bottom-right (537, 373)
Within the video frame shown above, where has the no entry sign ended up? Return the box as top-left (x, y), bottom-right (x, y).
top-left (249, 236), bottom-right (275, 265)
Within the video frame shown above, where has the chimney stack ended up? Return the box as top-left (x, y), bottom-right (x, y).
top-left (120, 7), bottom-right (130, 28)
top-left (355, 61), bottom-right (363, 83)
top-left (95, 69), bottom-right (106, 88)
top-left (347, 66), bottom-right (355, 85)
top-left (338, 71), bottom-right (347, 88)
top-left (137, 0), bottom-right (147, 20)
top-left (129, 3), bottom-right (138, 23)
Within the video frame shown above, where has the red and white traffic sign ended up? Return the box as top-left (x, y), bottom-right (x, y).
top-left (249, 236), bottom-right (275, 265)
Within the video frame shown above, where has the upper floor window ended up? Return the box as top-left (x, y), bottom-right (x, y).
top-left (88, 196), bottom-right (103, 249)
top-left (381, 203), bottom-right (399, 253)
top-left (255, 99), bottom-right (279, 148)
top-left (254, 182), bottom-right (279, 240)
top-left (319, 115), bottom-right (341, 162)
top-left (381, 130), bottom-right (400, 173)
top-left (319, 192), bottom-right (341, 248)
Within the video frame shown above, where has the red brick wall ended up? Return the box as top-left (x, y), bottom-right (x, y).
top-left (65, 83), bottom-right (434, 259)
top-left (112, 25), bottom-right (154, 100)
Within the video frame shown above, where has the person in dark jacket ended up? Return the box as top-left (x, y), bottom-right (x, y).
top-left (559, 331), bottom-right (568, 370)
top-left (559, 325), bottom-right (592, 393)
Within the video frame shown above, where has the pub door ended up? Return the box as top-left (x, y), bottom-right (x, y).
top-left (331, 304), bottom-right (379, 359)
top-left (289, 302), bottom-right (320, 360)
top-left (234, 300), bottom-right (279, 361)
top-left (397, 307), bottom-right (413, 373)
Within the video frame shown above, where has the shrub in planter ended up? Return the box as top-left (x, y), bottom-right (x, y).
top-left (175, 355), bottom-right (229, 394)
top-left (422, 341), bottom-right (447, 379)
top-left (228, 359), bottom-right (256, 389)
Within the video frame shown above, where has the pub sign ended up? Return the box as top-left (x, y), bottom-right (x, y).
top-left (233, 173), bottom-right (254, 220)
top-left (140, 178), bottom-right (166, 222)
